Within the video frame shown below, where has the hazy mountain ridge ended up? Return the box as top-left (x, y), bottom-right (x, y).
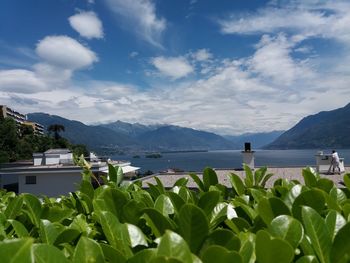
top-left (266, 103), bottom-right (350, 149)
top-left (224, 131), bottom-right (285, 149)
top-left (27, 113), bottom-right (237, 152)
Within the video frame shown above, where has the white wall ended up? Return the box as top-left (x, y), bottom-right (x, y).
top-left (18, 172), bottom-right (82, 197)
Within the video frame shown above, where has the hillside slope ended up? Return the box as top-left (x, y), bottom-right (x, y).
top-left (265, 103), bottom-right (350, 149)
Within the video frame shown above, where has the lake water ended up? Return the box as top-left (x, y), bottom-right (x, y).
top-left (112, 149), bottom-right (350, 173)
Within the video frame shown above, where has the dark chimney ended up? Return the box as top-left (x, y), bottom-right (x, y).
top-left (244, 142), bottom-right (251, 152)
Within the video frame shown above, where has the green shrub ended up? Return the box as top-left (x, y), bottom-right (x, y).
top-left (1, 164), bottom-right (350, 263)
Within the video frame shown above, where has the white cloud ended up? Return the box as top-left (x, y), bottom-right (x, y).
top-left (69, 11), bottom-right (104, 39)
top-left (192, 49), bottom-right (213, 61)
top-left (218, 1), bottom-right (350, 45)
top-left (0, 69), bottom-right (46, 94)
top-left (151, 56), bottom-right (194, 79)
top-left (104, 0), bottom-right (166, 47)
top-left (36, 35), bottom-right (98, 69)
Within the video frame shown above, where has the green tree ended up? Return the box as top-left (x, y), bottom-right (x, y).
top-left (0, 118), bottom-right (18, 161)
top-left (47, 124), bottom-right (65, 140)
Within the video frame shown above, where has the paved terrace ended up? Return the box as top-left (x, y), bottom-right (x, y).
top-left (138, 166), bottom-right (350, 189)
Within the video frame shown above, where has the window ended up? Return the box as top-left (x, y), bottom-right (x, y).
top-left (25, 176), bottom-right (36, 184)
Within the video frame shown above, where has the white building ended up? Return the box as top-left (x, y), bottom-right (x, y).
top-left (0, 149), bottom-right (140, 197)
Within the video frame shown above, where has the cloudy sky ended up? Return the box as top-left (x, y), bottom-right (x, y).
top-left (1, 0), bottom-right (350, 135)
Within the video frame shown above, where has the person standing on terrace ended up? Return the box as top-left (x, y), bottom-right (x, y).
top-left (328, 150), bottom-right (340, 174)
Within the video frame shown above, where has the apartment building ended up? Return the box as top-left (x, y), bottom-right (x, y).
top-left (0, 105), bottom-right (44, 135)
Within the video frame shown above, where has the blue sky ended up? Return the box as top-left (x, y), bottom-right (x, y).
top-left (1, 0), bottom-right (350, 135)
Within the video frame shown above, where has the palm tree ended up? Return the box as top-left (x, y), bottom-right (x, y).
top-left (47, 124), bottom-right (65, 140)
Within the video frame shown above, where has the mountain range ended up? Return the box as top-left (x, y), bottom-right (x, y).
top-left (265, 103), bottom-right (350, 149)
top-left (27, 113), bottom-right (280, 153)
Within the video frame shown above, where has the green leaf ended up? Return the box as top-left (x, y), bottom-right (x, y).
top-left (302, 206), bottom-right (331, 263)
top-left (123, 200), bottom-right (145, 225)
top-left (268, 215), bottom-right (304, 249)
top-left (93, 187), bottom-right (128, 221)
top-left (173, 177), bottom-right (188, 187)
top-left (316, 178), bottom-right (334, 193)
top-left (100, 243), bottom-right (127, 263)
top-left (203, 167), bottom-right (218, 191)
top-left (330, 222), bottom-right (350, 263)
top-left (229, 173), bottom-right (245, 196)
top-left (239, 233), bottom-right (255, 263)
top-left (41, 206), bottom-right (75, 223)
top-left (343, 173), bottom-right (350, 190)
top-left (198, 191), bottom-right (221, 216)
top-left (143, 208), bottom-right (174, 237)
top-left (154, 194), bottom-right (175, 216)
top-left (292, 189), bottom-right (325, 220)
top-left (22, 193), bottom-right (42, 227)
top-left (156, 230), bottom-right (193, 263)
top-left (166, 192), bottom-right (185, 213)
top-left (0, 238), bottom-right (33, 263)
top-left (178, 204), bottom-right (209, 253)
top-left (128, 249), bottom-right (157, 263)
top-left (302, 167), bottom-right (319, 187)
top-left (154, 177), bottom-right (166, 195)
top-left (79, 180), bottom-right (95, 200)
top-left (255, 230), bottom-right (294, 263)
top-left (257, 197), bottom-right (291, 225)
top-left (202, 245), bottom-right (242, 263)
top-left (4, 196), bottom-right (23, 219)
top-left (189, 173), bottom-right (205, 192)
top-left (325, 210), bottom-right (346, 240)
top-left (33, 244), bottom-right (70, 263)
top-left (73, 236), bottom-right (104, 263)
top-left (243, 164), bottom-right (254, 187)
top-left (39, 220), bottom-right (64, 245)
top-left (97, 211), bottom-right (133, 257)
top-left (209, 202), bottom-right (228, 229)
top-left (295, 256), bottom-right (318, 263)
top-left (7, 219), bottom-right (29, 238)
top-left (108, 164), bottom-right (123, 186)
top-left (204, 229), bottom-right (240, 251)
top-left (54, 228), bottom-right (81, 246)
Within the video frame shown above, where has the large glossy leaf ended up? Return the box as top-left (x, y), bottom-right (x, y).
top-left (203, 167), bottom-right (218, 191)
top-left (128, 249), bottom-right (157, 263)
top-left (73, 236), bottom-right (104, 263)
top-left (203, 229), bottom-right (240, 251)
top-left (302, 167), bottom-right (318, 187)
top-left (22, 193), bottom-right (42, 227)
top-left (197, 191), bottom-right (221, 216)
top-left (39, 219), bottom-right (64, 245)
top-left (295, 256), bottom-right (318, 263)
top-left (33, 244), bottom-right (70, 263)
top-left (202, 245), bottom-right (242, 263)
top-left (155, 194), bottom-right (175, 216)
top-left (330, 222), bottom-right (350, 263)
top-left (325, 210), bottom-right (346, 240)
top-left (257, 197), bottom-right (291, 225)
top-left (229, 173), bottom-right (245, 196)
top-left (0, 238), bottom-right (33, 263)
top-left (156, 230), bottom-right (193, 263)
top-left (189, 173), bottom-right (205, 192)
top-left (93, 187), bottom-right (128, 221)
top-left (292, 189), bottom-right (325, 220)
top-left (154, 177), bottom-right (166, 195)
top-left (315, 178), bottom-right (334, 193)
top-left (166, 192), bottom-right (185, 213)
top-left (54, 228), bottom-right (81, 246)
top-left (4, 196), bottom-right (23, 219)
top-left (343, 173), bottom-right (350, 190)
top-left (41, 206), bottom-right (75, 223)
top-left (239, 233), bottom-right (255, 263)
top-left (108, 164), bottom-right (123, 186)
top-left (243, 164), bottom-right (254, 187)
top-left (255, 230), bottom-right (294, 263)
top-left (123, 200), bottom-right (145, 225)
top-left (268, 215), bottom-right (304, 248)
top-left (178, 204), bottom-right (209, 253)
top-left (79, 180), bottom-right (94, 200)
top-left (284, 184), bottom-right (303, 208)
top-left (7, 219), bottom-right (29, 238)
top-left (302, 206), bottom-right (331, 263)
top-left (100, 243), bottom-right (127, 263)
top-left (143, 208), bottom-right (174, 237)
top-left (209, 202), bottom-right (228, 229)
top-left (173, 177), bottom-right (189, 187)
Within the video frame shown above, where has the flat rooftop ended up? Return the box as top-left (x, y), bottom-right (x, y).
top-left (138, 166), bottom-right (350, 188)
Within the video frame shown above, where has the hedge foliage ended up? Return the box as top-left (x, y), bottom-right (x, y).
top-left (1, 161), bottom-right (350, 263)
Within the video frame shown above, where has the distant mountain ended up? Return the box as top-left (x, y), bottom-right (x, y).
top-left (224, 130), bottom-right (285, 149)
top-left (27, 113), bottom-right (238, 153)
top-left (265, 103), bottom-right (350, 149)
top-left (100, 120), bottom-right (162, 137)
top-left (137, 125), bottom-right (238, 151)
top-left (27, 113), bottom-right (139, 152)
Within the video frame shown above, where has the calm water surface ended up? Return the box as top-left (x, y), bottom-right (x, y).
top-left (112, 149), bottom-right (350, 173)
